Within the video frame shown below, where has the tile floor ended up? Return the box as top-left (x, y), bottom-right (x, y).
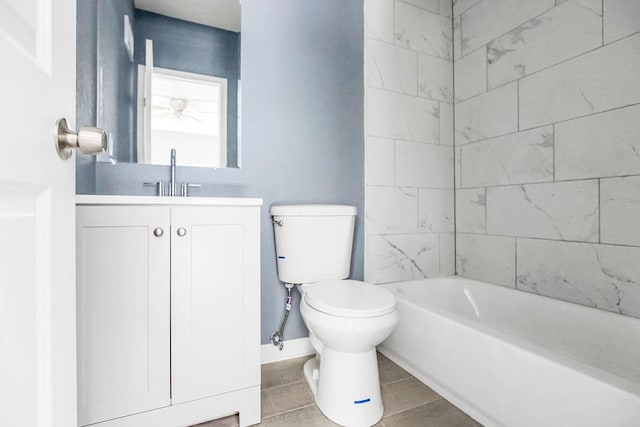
top-left (194, 353), bottom-right (481, 427)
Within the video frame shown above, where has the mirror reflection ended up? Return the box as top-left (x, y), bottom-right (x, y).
top-left (92, 0), bottom-right (241, 168)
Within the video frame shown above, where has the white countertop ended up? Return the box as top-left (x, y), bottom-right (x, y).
top-left (76, 195), bottom-right (263, 207)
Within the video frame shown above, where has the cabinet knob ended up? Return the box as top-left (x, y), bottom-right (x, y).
top-left (153, 227), bottom-right (164, 237)
top-left (177, 227), bottom-right (187, 237)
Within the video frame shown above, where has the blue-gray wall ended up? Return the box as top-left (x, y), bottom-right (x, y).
top-left (80, 0), bottom-right (365, 344)
top-left (76, 0), bottom-right (98, 194)
top-left (134, 10), bottom-right (240, 167)
top-left (97, 0), bottom-right (137, 162)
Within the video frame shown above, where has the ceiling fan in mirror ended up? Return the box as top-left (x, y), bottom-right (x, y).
top-left (151, 95), bottom-right (217, 123)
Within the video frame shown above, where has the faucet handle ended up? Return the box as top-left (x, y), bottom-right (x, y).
top-left (144, 181), bottom-right (166, 197)
top-left (180, 182), bottom-right (201, 197)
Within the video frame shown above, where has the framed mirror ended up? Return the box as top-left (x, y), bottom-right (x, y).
top-left (90, 0), bottom-right (241, 168)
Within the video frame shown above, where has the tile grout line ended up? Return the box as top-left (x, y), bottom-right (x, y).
top-left (452, 1), bottom-right (457, 275)
top-left (598, 178), bottom-right (601, 244)
top-left (456, 73), bottom-right (515, 104)
top-left (397, 0), bottom-right (445, 18)
top-left (380, 375), bottom-right (415, 387)
top-left (455, 172), bottom-right (640, 191)
top-left (603, 29), bottom-right (640, 47)
top-left (456, 99), bottom-right (640, 148)
top-left (371, 36), bottom-right (453, 63)
top-left (370, 232), bottom-right (462, 239)
top-left (485, 44), bottom-right (489, 93)
top-left (366, 131), bottom-right (445, 148)
top-left (484, 186), bottom-right (488, 234)
top-left (368, 81), bottom-right (450, 104)
top-left (379, 396), bottom-right (445, 420)
top-left (364, 0), bottom-right (369, 259)
top-left (456, 231), bottom-right (640, 249)
top-left (516, 80), bottom-right (520, 131)
top-left (262, 379), bottom-right (309, 393)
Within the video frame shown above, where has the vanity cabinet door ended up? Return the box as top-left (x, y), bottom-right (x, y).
top-left (170, 206), bottom-right (260, 404)
top-left (76, 206), bottom-right (171, 426)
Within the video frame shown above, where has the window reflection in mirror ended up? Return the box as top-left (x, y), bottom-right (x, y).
top-left (89, 0), bottom-right (241, 168)
top-left (139, 67), bottom-right (228, 168)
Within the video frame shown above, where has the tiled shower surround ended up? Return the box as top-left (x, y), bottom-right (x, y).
top-left (365, 0), bottom-right (640, 318)
top-left (365, 0), bottom-right (455, 283)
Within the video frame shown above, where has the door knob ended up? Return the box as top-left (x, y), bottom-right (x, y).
top-left (177, 228), bottom-right (187, 237)
top-left (54, 118), bottom-right (108, 160)
top-left (153, 227), bottom-right (164, 237)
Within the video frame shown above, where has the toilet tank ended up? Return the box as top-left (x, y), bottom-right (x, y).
top-left (271, 204), bottom-right (357, 284)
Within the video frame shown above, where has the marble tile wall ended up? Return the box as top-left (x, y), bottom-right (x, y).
top-left (365, 0), bottom-right (454, 284)
top-left (454, 0), bottom-right (640, 318)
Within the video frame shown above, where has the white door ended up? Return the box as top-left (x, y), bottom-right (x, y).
top-left (0, 0), bottom-right (78, 426)
top-left (170, 207), bottom-right (261, 404)
top-left (76, 206), bottom-right (171, 425)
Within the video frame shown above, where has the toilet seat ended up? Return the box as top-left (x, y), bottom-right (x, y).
top-left (303, 279), bottom-right (396, 318)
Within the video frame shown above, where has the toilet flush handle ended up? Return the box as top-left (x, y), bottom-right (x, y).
top-left (272, 219), bottom-right (283, 227)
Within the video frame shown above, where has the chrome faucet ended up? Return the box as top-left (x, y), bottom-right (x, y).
top-left (169, 148), bottom-right (177, 196)
top-left (142, 149), bottom-right (200, 196)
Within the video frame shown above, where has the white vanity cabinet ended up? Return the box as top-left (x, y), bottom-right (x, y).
top-left (76, 196), bottom-right (262, 427)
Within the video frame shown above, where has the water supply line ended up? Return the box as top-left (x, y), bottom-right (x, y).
top-left (270, 283), bottom-right (294, 350)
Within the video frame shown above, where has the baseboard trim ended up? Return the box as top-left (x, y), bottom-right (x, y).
top-left (261, 337), bottom-right (314, 365)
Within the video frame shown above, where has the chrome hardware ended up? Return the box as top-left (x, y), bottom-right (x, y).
top-left (169, 148), bottom-right (177, 196)
top-left (180, 182), bottom-right (202, 197)
top-left (144, 181), bottom-right (166, 197)
top-left (272, 219), bottom-right (284, 227)
top-left (177, 227), bottom-right (187, 237)
top-left (144, 149), bottom-right (203, 197)
top-left (153, 227), bottom-right (164, 237)
top-left (54, 118), bottom-right (107, 160)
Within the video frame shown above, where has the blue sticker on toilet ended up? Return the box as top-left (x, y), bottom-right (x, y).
top-left (354, 398), bottom-right (371, 404)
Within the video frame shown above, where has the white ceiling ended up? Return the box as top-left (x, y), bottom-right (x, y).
top-left (134, 0), bottom-right (241, 33)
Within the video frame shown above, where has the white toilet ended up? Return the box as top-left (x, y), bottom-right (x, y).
top-left (271, 204), bottom-right (398, 427)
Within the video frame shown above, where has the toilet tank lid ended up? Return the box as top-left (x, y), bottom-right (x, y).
top-left (270, 204), bottom-right (357, 216)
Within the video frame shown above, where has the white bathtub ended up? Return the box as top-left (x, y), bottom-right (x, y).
top-left (379, 277), bottom-right (640, 427)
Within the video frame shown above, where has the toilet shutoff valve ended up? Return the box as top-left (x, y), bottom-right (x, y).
top-left (270, 283), bottom-right (295, 351)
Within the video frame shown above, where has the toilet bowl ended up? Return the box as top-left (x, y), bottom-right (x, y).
top-left (299, 280), bottom-right (398, 427)
top-left (270, 204), bottom-right (398, 426)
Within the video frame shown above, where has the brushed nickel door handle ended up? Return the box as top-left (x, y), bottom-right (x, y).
top-left (54, 118), bottom-right (107, 160)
